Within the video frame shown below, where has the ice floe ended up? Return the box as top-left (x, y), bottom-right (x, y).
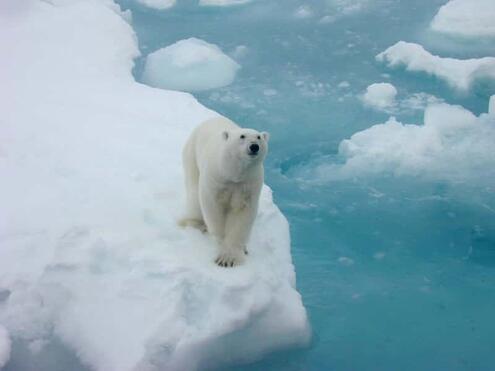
top-left (431, 0), bottom-right (495, 38)
top-left (297, 99), bottom-right (495, 183)
top-left (362, 82), bottom-right (397, 111)
top-left (377, 41), bottom-right (495, 91)
top-left (142, 38), bottom-right (241, 92)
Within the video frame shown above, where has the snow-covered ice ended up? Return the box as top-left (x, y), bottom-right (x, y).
top-left (0, 325), bottom-right (11, 368)
top-left (311, 100), bottom-right (495, 182)
top-left (362, 82), bottom-right (397, 111)
top-left (376, 41), bottom-right (495, 91)
top-left (136, 0), bottom-right (176, 10)
top-left (142, 38), bottom-right (241, 92)
top-left (0, 1), bottom-right (309, 370)
top-left (431, 0), bottom-right (495, 38)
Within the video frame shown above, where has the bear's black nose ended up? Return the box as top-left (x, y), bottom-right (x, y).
top-left (249, 144), bottom-right (260, 154)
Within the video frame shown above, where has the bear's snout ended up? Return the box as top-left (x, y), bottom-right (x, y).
top-left (249, 144), bottom-right (260, 154)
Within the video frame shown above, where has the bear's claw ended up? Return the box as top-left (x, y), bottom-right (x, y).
top-left (215, 250), bottom-right (244, 268)
top-left (178, 218), bottom-right (207, 233)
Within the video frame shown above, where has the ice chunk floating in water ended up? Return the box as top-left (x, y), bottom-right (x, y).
top-left (377, 41), bottom-right (495, 91)
top-left (362, 82), bottom-right (397, 111)
top-left (142, 38), bottom-right (241, 92)
top-left (0, 1), bottom-right (309, 370)
top-left (312, 101), bottom-right (495, 182)
top-left (430, 0), bottom-right (495, 38)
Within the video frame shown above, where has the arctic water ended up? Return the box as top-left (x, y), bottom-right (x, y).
top-left (119, 0), bottom-right (495, 370)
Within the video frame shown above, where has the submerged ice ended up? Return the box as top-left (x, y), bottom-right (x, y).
top-left (199, 0), bottom-right (253, 6)
top-left (136, 0), bottom-right (176, 10)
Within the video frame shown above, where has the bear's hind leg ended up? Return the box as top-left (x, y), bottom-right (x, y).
top-left (179, 139), bottom-right (206, 232)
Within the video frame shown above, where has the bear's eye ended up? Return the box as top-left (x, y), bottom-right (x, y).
top-left (257, 135), bottom-right (261, 140)
top-left (240, 135), bottom-right (245, 139)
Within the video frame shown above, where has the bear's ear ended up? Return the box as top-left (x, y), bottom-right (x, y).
top-left (262, 131), bottom-right (270, 142)
top-left (222, 131), bottom-right (229, 140)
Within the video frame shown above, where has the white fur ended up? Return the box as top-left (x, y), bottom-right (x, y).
top-left (180, 117), bottom-right (269, 267)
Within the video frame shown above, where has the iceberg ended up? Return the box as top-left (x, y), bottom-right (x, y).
top-left (431, 0), bottom-right (495, 38)
top-left (376, 41), bottom-right (495, 91)
top-left (142, 38), bottom-right (241, 92)
top-left (0, 1), bottom-right (309, 370)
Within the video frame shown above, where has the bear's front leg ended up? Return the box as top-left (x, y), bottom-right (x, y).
top-left (199, 182), bottom-right (226, 244)
top-left (216, 206), bottom-right (257, 267)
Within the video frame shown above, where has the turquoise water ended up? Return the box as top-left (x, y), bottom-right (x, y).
top-left (118, 0), bottom-right (495, 369)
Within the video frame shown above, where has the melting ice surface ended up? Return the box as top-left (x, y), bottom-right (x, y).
top-left (1, 0), bottom-right (495, 370)
top-left (118, 0), bottom-right (495, 369)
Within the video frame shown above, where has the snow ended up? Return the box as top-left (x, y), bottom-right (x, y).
top-left (0, 325), bottom-right (11, 368)
top-left (311, 101), bottom-right (495, 182)
top-left (376, 41), bottom-right (495, 91)
top-left (136, 0), bottom-right (176, 10)
top-left (490, 95), bottom-right (495, 115)
top-left (142, 38), bottom-right (241, 92)
top-left (199, 0), bottom-right (252, 7)
top-left (362, 82), bottom-right (397, 110)
top-left (431, 0), bottom-right (495, 38)
top-left (0, 1), bottom-right (309, 370)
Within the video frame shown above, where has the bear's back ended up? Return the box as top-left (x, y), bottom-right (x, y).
top-left (191, 116), bottom-right (238, 170)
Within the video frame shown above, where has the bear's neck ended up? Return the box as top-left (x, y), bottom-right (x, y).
top-left (219, 152), bottom-right (260, 183)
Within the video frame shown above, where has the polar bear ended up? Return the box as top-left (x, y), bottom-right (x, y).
top-left (179, 116), bottom-right (269, 267)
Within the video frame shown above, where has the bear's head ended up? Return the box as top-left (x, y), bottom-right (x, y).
top-left (222, 128), bottom-right (269, 165)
